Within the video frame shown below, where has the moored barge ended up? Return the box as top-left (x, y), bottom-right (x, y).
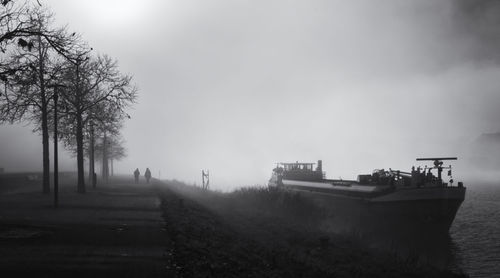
top-left (268, 158), bottom-right (466, 236)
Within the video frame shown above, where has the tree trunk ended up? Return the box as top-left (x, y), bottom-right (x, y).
top-left (102, 133), bottom-right (109, 183)
top-left (88, 148), bottom-right (91, 185)
top-left (76, 113), bottom-right (85, 193)
top-left (41, 96), bottom-right (50, 194)
top-left (89, 124), bottom-right (95, 188)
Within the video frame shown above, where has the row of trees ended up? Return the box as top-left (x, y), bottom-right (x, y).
top-left (0, 1), bottom-right (137, 193)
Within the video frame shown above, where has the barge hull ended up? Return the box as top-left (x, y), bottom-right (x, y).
top-left (285, 184), bottom-right (465, 236)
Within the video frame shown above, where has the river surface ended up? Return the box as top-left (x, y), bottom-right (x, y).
top-left (450, 183), bottom-right (500, 277)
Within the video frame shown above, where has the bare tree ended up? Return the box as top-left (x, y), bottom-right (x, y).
top-left (0, 3), bottom-right (136, 194)
top-left (0, 7), bottom-right (76, 193)
top-left (90, 101), bottom-right (126, 184)
top-left (95, 132), bottom-right (127, 182)
top-left (58, 54), bottom-right (137, 193)
top-left (0, 1), bottom-right (35, 54)
top-left (108, 136), bottom-right (126, 177)
top-left (1, 1), bottom-right (76, 71)
top-left (59, 100), bottom-right (129, 187)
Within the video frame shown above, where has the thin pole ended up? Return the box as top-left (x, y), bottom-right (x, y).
top-left (202, 170), bottom-right (205, 189)
top-left (53, 90), bottom-right (59, 208)
top-left (90, 122), bottom-right (95, 188)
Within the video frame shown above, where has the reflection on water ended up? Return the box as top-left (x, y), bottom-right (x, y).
top-left (450, 183), bottom-right (500, 278)
top-left (363, 230), bottom-right (463, 271)
top-left (358, 183), bottom-right (499, 277)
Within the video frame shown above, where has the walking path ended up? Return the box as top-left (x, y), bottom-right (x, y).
top-left (0, 176), bottom-right (167, 277)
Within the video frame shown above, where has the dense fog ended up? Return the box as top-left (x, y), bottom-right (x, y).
top-left (1, 0), bottom-right (500, 190)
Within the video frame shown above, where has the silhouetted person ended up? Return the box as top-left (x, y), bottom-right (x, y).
top-left (145, 168), bottom-right (151, 184)
top-left (411, 166), bottom-right (417, 187)
top-left (134, 168), bottom-right (140, 183)
top-left (426, 169), bottom-right (433, 182)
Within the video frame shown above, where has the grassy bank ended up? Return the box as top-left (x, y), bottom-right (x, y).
top-left (158, 181), bottom-right (468, 277)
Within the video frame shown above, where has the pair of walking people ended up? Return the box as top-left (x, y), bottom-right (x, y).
top-left (134, 168), bottom-right (151, 184)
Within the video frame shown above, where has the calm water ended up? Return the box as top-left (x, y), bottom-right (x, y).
top-left (451, 183), bottom-right (500, 277)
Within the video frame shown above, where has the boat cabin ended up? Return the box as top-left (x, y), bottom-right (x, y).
top-left (282, 162), bottom-right (314, 171)
top-left (271, 158), bottom-right (462, 188)
top-left (274, 161), bottom-right (324, 181)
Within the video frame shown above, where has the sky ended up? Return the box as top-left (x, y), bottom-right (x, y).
top-left (1, 0), bottom-right (500, 190)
